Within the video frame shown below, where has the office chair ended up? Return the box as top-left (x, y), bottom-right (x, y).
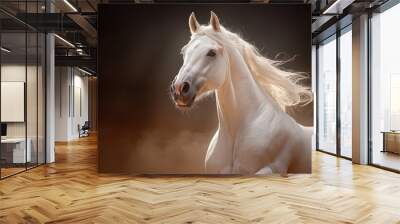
top-left (79, 121), bottom-right (90, 138)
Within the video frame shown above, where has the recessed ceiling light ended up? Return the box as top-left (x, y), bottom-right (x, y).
top-left (63, 0), bottom-right (78, 12)
top-left (77, 67), bottom-right (93, 76)
top-left (54, 34), bottom-right (75, 48)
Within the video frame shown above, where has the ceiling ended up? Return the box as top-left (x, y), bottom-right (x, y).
top-left (0, 0), bottom-right (393, 74)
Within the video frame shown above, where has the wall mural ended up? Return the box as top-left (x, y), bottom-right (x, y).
top-left (98, 4), bottom-right (313, 175)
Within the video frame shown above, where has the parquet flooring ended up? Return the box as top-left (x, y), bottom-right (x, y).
top-left (1, 135), bottom-right (400, 223)
top-left (1, 167), bottom-right (26, 178)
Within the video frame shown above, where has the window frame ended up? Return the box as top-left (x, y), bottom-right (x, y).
top-left (315, 24), bottom-right (353, 160)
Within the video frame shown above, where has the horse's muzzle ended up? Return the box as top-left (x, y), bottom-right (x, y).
top-left (170, 81), bottom-right (196, 108)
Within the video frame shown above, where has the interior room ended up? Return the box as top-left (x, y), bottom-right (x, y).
top-left (0, 0), bottom-right (400, 223)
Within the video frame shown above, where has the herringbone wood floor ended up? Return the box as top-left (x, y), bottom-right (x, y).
top-left (1, 135), bottom-right (400, 224)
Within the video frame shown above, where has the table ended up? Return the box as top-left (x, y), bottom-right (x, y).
top-left (1, 138), bottom-right (31, 164)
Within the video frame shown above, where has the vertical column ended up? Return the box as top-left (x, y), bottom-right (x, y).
top-left (352, 14), bottom-right (369, 164)
top-left (46, 1), bottom-right (55, 163)
top-left (337, 30), bottom-right (341, 157)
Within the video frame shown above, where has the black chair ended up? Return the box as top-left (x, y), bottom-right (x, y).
top-left (79, 121), bottom-right (90, 138)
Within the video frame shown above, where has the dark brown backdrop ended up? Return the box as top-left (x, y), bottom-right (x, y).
top-left (98, 4), bottom-right (312, 173)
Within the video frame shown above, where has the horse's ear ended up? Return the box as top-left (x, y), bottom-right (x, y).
top-left (189, 12), bottom-right (200, 34)
top-left (210, 11), bottom-right (221, 32)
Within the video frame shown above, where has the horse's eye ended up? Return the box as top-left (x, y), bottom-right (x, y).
top-left (207, 50), bottom-right (216, 57)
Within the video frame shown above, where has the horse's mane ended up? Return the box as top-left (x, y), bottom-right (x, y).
top-left (197, 25), bottom-right (313, 110)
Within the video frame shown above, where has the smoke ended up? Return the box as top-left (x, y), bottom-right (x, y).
top-left (130, 129), bottom-right (213, 174)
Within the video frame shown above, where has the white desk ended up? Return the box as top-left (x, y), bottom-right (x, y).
top-left (1, 138), bottom-right (31, 163)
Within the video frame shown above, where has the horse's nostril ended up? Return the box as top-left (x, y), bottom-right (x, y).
top-left (182, 82), bottom-right (190, 94)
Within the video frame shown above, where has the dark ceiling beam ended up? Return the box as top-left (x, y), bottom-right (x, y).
top-left (311, 0), bottom-right (358, 42)
top-left (0, 8), bottom-right (37, 31)
top-left (56, 47), bottom-right (97, 57)
top-left (5, 12), bottom-right (96, 47)
top-left (50, 0), bottom-right (97, 46)
top-left (323, 0), bottom-right (356, 14)
top-left (312, 15), bottom-right (335, 33)
top-left (312, 14), bottom-right (352, 44)
top-left (0, 18), bottom-right (28, 31)
top-left (55, 55), bottom-right (96, 72)
top-left (67, 13), bottom-right (97, 39)
top-left (86, 0), bottom-right (97, 11)
top-left (11, 13), bottom-right (83, 32)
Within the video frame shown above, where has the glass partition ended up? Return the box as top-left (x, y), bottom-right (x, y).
top-left (1, 31), bottom-right (28, 177)
top-left (0, 1), bottom-right (46, 179)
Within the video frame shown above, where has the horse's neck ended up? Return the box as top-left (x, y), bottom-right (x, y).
top-left (215, 48), bottom-right (277, 135)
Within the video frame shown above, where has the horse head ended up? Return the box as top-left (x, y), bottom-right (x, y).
top-left (171, 12), bottom-right (228, 109)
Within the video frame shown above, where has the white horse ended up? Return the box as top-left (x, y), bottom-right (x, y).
top-left (171, 12), bottom-right (313, 176)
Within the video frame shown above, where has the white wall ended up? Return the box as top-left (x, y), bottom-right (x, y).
top-left (55, 67), bottom-right (70, 141)
top-left (1, 65), bottom-right (41, 138)
top-left (1, 65), bottom-right (26, 138)
top-left (72, 73), bottom-right (89, 138)
top-left (55, 67), bottom-right (89, 141)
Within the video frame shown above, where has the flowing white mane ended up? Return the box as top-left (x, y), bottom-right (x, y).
top-left (194, 25), bottom-right (313, 110)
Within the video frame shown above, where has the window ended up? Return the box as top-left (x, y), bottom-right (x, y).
top-left (339, 27), bottom-right (352, 158)
top-left (370, 3), bottom-right (400, 171)
top-left (317, 36), bottom-right (337, 154)
top-left (316, 25), bottom-right (353, 159)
